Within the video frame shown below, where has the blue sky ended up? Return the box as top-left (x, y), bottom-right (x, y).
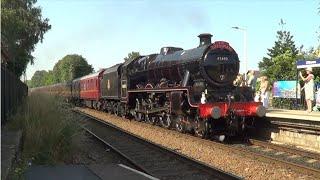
top-left (27, 0), bottom-right (320, 79)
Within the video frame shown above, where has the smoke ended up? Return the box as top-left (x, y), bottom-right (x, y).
top-left (143, 3), bottom-right (213, 31)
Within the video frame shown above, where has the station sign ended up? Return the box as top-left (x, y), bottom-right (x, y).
top-left (296, 59), bottom-right (320, 69)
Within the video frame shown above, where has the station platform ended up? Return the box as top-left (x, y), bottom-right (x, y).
top-left (264, 109), bottom-right (320, 152)
top-left (266, 109), bottom-right (320, 121)
top-left (25, 164), bottom-right (158, 180)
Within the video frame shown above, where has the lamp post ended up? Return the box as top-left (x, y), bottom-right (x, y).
top-left (232, 26), bottom-right (247, 83)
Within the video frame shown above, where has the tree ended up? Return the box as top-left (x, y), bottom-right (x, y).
top-left (124, 52), bottom-right (140, 62)
top-left (30, 70), bottom-right (48, 87)
top-left (53, 54), bottom-right (93, 82)
top-left (258, 23), bottom-right (298, 83)
top-left (26, 80), bottom-right (32, 87)
top-left (29, 54), bottom-right (93, 87)
top-left (43, 70), bottom-right (55, 85)
top-left (1, 0), bottom-right (51, 77)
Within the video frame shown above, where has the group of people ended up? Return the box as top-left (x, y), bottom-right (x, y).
top-left (233, 68), bottom-right (318, 112)
top-left (253, 75), bottom-right (270, 108)
top-left (234, 70), bottom-right (270, 108)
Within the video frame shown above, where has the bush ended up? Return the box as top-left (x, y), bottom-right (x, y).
top-left (7, 93), bottom-right (80, 165)
top-left (272, 98), bottom-right (304, 110)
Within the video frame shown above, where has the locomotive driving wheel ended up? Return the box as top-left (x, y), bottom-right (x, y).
top-left (150, 116), bottom-right (157, 125)
top-left (145, 114), bottom-right (154, 124)
top-left (114, 103), bottom-right (119, 116)
top-left (160, 114), bottom-right (172, 129)
top-left (194, 117), bottom-right (208, 139)
top-left (134, 112), bottom-right (143, 122)
top-left (119, 105), bottom-right (126, 118)
top-left (175, 116), bottom-right (186, 133)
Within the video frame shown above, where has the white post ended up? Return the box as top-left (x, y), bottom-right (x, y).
top-left (232, 26), bottom-right (248, 85)
top-left (243, 29), bottom-right (247, 84)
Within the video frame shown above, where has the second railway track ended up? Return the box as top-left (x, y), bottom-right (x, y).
top-left (74, 110), bottom-right (240, 180)
top-left (249, 139), bottom-right (320, 161)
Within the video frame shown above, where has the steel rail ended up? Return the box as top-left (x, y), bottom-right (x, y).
top-left (73, 109), bottom-right (241, 180)
top-left (229, 144), bottom-right (320, 178)
top-left (268, 118), bottom-right (320, 133)
top-left (200, 139), bottom-right (320, 179)
top-left (74, 109), bottom-right (320, 179)
top-left (249, 139), bottom-right (320, 161)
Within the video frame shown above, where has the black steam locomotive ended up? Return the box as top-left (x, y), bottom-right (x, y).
top-left (34, 33), bottom-right (266, 140)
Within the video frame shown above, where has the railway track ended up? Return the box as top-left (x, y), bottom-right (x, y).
top-left (226, 139), bottom-right (320, 178)
top-left (249, 139), bottom-right (320, 161)
top-left (267, 117), bottom-right (320, 135)
top-left (73, 110), bottom-right (241, 180)
top-left (74, 108), bottom-right (320, 179)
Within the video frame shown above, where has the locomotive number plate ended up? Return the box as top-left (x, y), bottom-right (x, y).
top-left (217, 57), bottom-right (229, 61)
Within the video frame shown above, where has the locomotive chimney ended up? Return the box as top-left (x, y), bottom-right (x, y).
top-left (198, 33), bottom-right (212, 47)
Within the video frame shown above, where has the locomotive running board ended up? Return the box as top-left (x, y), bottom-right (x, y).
top-left (128, 87), bottom-right (189, 93)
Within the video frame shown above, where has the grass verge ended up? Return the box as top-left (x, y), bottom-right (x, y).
top-left (6, 93), bottom-right (81, 178)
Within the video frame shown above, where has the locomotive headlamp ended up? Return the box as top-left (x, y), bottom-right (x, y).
top-left (211, 106), bottom-right (221, 119)
top-left (255, 105), bottom-right (266, 117)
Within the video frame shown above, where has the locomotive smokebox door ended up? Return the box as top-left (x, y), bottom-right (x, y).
top-left (200, 41), bottom-right (239, 87)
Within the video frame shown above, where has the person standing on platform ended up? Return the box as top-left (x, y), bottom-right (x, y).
top-left (247, 70), bottom-right (257, 91)
top-left (259, 76), bottom-right (270, 108)
top-left (254, 91), bottom-right (261, 102)
top-left (233, 74), bottom-right (245, 87)
top-left (299, 67), bottom-right (315, 113)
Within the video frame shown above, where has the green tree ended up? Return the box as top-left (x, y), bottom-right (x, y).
top-left (124, 51), bottom-right (140, 62)
top-left (258, 25), bottom-right (298, 83)
top-left (298, 47), bottom-right (319, 60)
top-left (53, 54), bottom-right (93, 82)
top-left (30, 70), bottom-right (48, 87)
top-left (26, 80), bottom-right (32, 87)
top-left (1, 0), bottom-right (51, 77)
top-left (43, 70), bottom-right (55, 85)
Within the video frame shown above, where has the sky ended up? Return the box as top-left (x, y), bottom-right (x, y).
top-left (26, 0), bottom-right (320, 80)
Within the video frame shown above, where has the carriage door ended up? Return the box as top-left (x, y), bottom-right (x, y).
top-left (121, 80), bottom-right (127, 98)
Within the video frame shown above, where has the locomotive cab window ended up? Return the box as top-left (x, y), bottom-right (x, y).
top-left (121, 80), bottom-right (127, 98)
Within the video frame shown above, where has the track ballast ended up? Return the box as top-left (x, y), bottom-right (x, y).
top-left (74, 110), bottom-right (240, 180)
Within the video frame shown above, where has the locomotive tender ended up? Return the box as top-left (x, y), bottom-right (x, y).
top-left (34, 33), bottom-right (266, 139)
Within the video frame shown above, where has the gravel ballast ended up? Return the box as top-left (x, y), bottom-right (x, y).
top-left (77, 107), bottom-right (316, 180)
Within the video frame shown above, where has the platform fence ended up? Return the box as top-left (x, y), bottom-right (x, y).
top-left (1, 65), bottom-right (28, 125)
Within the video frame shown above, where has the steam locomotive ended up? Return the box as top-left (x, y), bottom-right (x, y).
top-left (33, 33), bottom-right (266, 140)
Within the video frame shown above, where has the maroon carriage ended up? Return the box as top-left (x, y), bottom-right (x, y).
top-left (79, 69), bottom-right (105, 108)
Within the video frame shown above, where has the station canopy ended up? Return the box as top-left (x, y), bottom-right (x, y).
top-left (296, 58), bottom-right (320, 69)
